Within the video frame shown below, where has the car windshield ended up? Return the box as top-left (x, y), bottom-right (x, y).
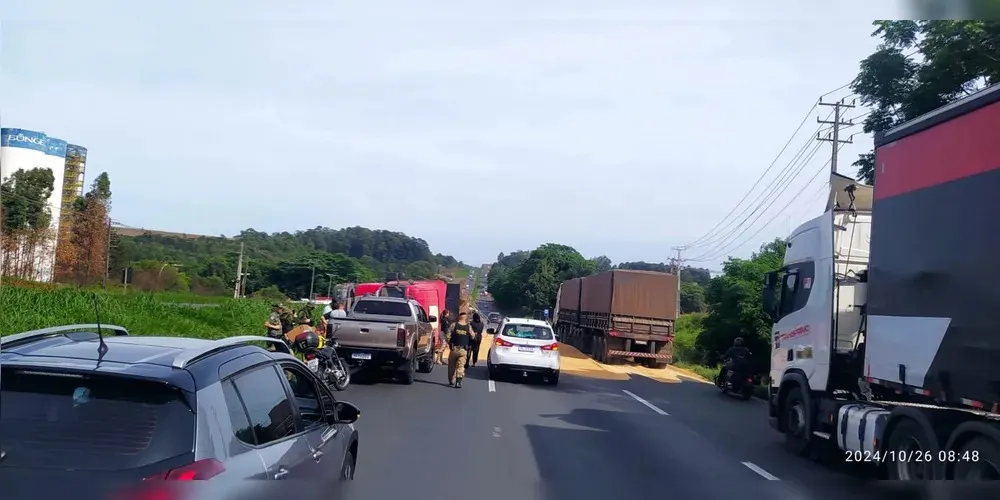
top-left (0, 368), bottom-right (194, 472)
top-left (488, 313), bottom-right (501, 322)
top-left (503, 324), bottom-right (554, 340)
top-left (352, 300), bottom-right (411, 316)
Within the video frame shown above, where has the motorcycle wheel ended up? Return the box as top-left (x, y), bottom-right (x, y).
top-left (329, 358), bottom-right (351, 391)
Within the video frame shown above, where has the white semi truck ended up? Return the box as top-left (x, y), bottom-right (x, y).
top-left (765, 83), bottom-right (1000, 480)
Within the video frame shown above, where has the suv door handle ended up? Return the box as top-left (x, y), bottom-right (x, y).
top-left (274, 467), bottom-right (289, 479)
top-left (312, 450), bottom-right (324, 461)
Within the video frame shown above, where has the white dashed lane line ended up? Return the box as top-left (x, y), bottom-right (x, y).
top-left (742, 461), bottom-right (780, 480)
top-left (488, 380), bottom-right (496, 392)
top-left (621, 389), bottom-right (670, 416)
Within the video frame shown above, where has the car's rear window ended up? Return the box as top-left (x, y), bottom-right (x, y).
top-left (352, 300), bottom-right (411, 316)
top-left (502, 324), bottom-right (554, 340)
top-left (0, 368), bottom-right (195, 471)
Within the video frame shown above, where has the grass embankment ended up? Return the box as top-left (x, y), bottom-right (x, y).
top-left (1, 285), bottom-right (271, 338)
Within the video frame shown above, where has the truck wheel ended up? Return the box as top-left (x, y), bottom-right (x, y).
top-left (398, 355), bottom-right (416, 385)
top-left (781, 386), bottom-right (812, 455)
top-left (952, 437), bottom-right (1000, 480)
top-left (417, 354), bottom-right (434, 374)
top-left (885, 418), bottom-right (937, 480)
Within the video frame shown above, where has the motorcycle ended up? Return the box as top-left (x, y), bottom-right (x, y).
top-left (715, 356), bottom-right (758, 400)
top-left (303, 339), bottom-right (351, 391)
top-left (290, 324), bottom-right (351, 391)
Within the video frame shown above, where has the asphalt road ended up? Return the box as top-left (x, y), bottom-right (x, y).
top-left (335, 362), bottom-right (882, 500)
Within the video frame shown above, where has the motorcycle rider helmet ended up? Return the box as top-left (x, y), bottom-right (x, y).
top-left (293, 329), bottom-right (321, 353)
top-left (733, 336), bottom-right (744, 346)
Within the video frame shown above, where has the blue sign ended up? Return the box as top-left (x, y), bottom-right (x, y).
top-left (543, 308), bottom-right (550, 318)
top-left (45, 137), bottom-right (68, 158)
top-left (1, 128), bottom-right (48, 153)
top-left (66, 144), bottom-right (88, 160)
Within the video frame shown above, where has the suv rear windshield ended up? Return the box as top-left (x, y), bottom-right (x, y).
top-left (0, 368), bottom-right (195, 471)
top-left (502, 324), bottom-right (554, 340)
top-left (352, 300), bottom-right (411, 316)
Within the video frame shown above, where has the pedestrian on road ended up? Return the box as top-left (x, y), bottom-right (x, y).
top-left (446, 311), bottom-right (473, 388)
top-left (467, 312), bottom-right (485, 369)
top-left (436, 309), bottom-right (452, 365)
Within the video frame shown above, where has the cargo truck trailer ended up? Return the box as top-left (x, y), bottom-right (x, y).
top-left (553, 270), bottom-right (677, 368)
top-left (765, 83), bottom-right (1000, 480)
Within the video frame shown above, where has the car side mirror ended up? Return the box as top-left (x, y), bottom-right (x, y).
top-left (331, 401), bottom-right (360, 424)
top-left (427, 315), bottom-right (437, 322)
top-left (487, 328), bottom-right (495, 335)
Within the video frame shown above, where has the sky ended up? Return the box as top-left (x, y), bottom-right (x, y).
top-left (3, 0), bottom-right (909, 268)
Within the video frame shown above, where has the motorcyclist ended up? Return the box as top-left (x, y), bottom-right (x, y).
top-left (718, 337), bottom-right (752, 383)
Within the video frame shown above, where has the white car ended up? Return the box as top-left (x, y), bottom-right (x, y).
top-left (486, 317), bottom-right (560, 385)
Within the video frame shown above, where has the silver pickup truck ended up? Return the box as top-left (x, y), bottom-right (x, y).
top-left (329, 296), bottom-right (436, 384)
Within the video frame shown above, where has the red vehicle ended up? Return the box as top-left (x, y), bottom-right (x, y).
top-left (350, 279), bottom-right (447, 342)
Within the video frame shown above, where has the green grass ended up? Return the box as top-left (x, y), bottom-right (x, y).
top-left (1, 285), bottom-right (272, 339)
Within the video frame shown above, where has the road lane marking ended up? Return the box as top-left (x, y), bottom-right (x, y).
top-left (493, 426), bottom-right (502, 438)
top-left (742, 461), bottom-right (780, 480)
top-left (621, 390), bottom-right (669, 415)
top-left (488, 380), bottom-right (496, 392)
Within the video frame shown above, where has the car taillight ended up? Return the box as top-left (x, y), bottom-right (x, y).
top-left (397, 327), bottom-right (407, 347)
top-left (145, 458), bottom-right (225, 481)
top-left (540, 343), bottom-right (559, 351)
top-left (495, 338), bottom-right (514, 347)
top-left (747, 377), bottom-right (754, 383)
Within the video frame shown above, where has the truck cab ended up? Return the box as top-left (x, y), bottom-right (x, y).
top-left (764, 173), bottom-right (873, 398)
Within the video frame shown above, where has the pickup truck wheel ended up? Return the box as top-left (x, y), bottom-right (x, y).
top-left (398, 355), bottom-right (416, 385)
top-left (417, 354), bottom-right (434, 374)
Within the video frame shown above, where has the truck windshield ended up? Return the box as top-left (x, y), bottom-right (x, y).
top-left (352, 300), bottom-right (411, 316)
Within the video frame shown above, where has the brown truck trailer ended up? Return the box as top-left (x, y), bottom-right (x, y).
top-left (553, 270), bottom-right (677, 368)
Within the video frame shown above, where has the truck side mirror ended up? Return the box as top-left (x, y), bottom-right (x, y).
top-left (762, 271), bottom-right (778, 321)
top-left (427, 315), bottom-right (437, 322)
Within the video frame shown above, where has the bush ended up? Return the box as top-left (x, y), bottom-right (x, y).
top-left (673, 313), bottom-right (707, 364)
top-left (1, 285), bottom-right (272, 339)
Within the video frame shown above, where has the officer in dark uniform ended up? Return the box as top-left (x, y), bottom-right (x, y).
top-left (446, 312), bottom-right (473, 388)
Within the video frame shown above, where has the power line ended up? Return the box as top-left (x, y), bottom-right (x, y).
top-left (687, 140), bottom-right (825, 262)
top-left (685, 109), bottom-right (834, 252)
top-left (679, 100), bottom-right (821, 250)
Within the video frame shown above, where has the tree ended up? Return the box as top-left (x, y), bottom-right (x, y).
top-left (590, 255), bottom-right (612, 273)
top-left (679, 281), bottom-right (706, 314)
top-left (1, 168), bottom-right (56, 279)
top-left (490, 244), bottom-right (594, 314)
top-left (55, 172), bottom-right (113, 285)
top-left (696, 239), bottom-right (785, 370)
top-left (851, 21), bottom-right (1000, 183)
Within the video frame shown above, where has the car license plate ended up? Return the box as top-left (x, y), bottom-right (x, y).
top-left (352, 352), bottom-right (372, 360)
top-left (518, 346), bottom-right (535, 353)
top-left (306, 358), bottom-right (320, 372)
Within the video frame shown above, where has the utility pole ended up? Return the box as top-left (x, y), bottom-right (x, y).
top-left (308, 264), bottom-right (317, 300)
top-left (233, 241), bottom-right (244, 299)
top-left (103, 218), bottom-right (113, 289)
top-left (325, 273), bottom-right (336, 298)
top-left (817, 97), bottom-right (856, 174)
top-left (670, 246), bottom-right (684, 316)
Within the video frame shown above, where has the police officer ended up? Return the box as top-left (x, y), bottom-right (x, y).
top-left (264, 303), bottom-right (284, 339)
top-left (278, 305), bottom-right (295, 335)
top-left (436, 309), bottom-right (452, 365)
top-left (446, 311), bottom-right (473, 388)
top-left (296, 302), bottom-right (316, 325)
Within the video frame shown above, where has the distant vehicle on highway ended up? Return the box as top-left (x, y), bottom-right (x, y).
top-left (487, 317), bottom-right (560, 385)
top-left (0, 324), bottom-right (361, 491)
top-left (329, 296), bottom-right (436, 383)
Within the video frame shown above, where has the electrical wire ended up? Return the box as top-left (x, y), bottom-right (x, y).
top-left (679, 101), bottom-right (822, 249)
top-left (681, 107), bottom-right (834, 250)
top-left (687, 140), bottom-right (825, 262)
top-left (685, 110), bottom-right (833, 253)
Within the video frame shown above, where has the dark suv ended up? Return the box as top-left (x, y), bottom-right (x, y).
top-left (0, 324), bottom-right (360, 492)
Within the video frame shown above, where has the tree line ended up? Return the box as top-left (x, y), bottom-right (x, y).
top-left (488, 21), bottom-right (1000, 369)
top-left (1, 164), bottom-right (114, 286)
top-left (109, 226), bottom-right (468, 299)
